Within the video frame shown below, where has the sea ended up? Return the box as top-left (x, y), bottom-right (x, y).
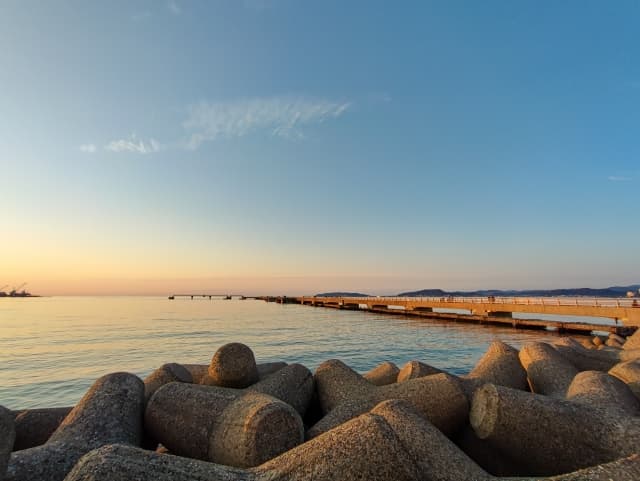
top-left (0, 296), bottom-right (614, 410)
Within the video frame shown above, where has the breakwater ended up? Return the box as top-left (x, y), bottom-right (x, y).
top-left (2, 331), bottom-right (640, 480)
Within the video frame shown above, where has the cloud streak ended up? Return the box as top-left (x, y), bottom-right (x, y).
top-left (168, 1), bottom-right (181, 15)
top-left (608, 175), bottom-right (633, 182)
top-left (105, 135), bottom-right (162, 154)
top-left (183, 96), bottom-right (351, 149)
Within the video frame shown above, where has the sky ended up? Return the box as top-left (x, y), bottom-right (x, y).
top-left (1, 0), bottom-right (639, 296)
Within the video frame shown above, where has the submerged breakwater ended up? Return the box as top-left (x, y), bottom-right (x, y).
top-left (0, 296), bottom-right (590, 409)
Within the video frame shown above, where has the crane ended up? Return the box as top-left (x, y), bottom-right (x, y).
top-left (10, 283), bottom-right (27, 296)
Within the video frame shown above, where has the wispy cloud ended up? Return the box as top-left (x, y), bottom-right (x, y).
top-left (608, 175), bottom-right (633, 182)
top-left (79, 143), bottom-right (97, 154)
top-left (167, 1), bottom-right (181, 15)
top-left (105, 134), bottom-right (162, 154)
top-left (183, 96), bottom-right (351, 149)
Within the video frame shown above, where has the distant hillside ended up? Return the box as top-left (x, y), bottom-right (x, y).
top-left (398, 284), bottom-right (640, 298)
top-left (315, 292), bottom-right (371, 297)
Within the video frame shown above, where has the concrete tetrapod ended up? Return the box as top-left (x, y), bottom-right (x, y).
top-left (314, 359), bottom-right (373, 414)
top-left (1, 406), bottom-right (15, 481)
top-left (396, 361), bottom-right (443, 382)
top-left (609, 359), bottom-right (640, 400)
top-left (363, 361), bottom-right (399, 386)
top-left (566, 370), bottom-right (640, 416)
top-left (10, 407), bottom-right (73, 451)
top-left (519, 342), bottom-right (578, 397)
top-left (145, 383), bottom-right (304, 467)
top-left (65, 399), bottom-right (492, 481)
top-left (307, 368), bottom-right (468, 439)
top-left (245, 363), bottom-right (314, 416)
top-left (203, 342), bottom-right (259, 388)
top-left (183, 361), bottom-right (288, 385)
top-left (623, 329), bottom-right (640, 350)
top-left (470, 383), bottom-right (640, 476)
top-left (5, 372), bottom-right (144, 481)
top-left (143, 363), bottom-right (192, 404)
top-left (553, 337), bottom-right (640, 372)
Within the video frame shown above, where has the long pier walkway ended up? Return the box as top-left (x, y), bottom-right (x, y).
top-left (263, 296), bottom-right (640, 336)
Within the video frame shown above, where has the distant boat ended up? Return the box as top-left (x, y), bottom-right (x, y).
top-left (224, 295), bottom-right (232, 300)
top-left (168, 296), bottom-right (175, 300)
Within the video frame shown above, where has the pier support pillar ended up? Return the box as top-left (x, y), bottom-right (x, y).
top-left (488, 311), bottom-right (513, 318)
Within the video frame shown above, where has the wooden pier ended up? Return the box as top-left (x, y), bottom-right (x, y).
top-left (263, 296), bottom-right (638, 337)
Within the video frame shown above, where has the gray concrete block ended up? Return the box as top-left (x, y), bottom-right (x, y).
top-left (6, 372), bottom-right (144, 481)
top-left (1, 406), bottom-right (15, 481)
top-left (363, 362), bottom-right (399, 386)
top-left (519, 342), bottom-right (578, 397)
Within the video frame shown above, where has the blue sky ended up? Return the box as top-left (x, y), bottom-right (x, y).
top-left (1, 1), bottom-right (639, 295)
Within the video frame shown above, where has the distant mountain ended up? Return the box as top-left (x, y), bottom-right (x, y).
top-left (315, 292), bottom-right (371, 297)
top-left (398, 285), bottom-right (640, 298)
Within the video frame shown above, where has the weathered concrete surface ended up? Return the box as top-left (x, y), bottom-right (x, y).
top-left (545, 454), bottom-right (640, 481)
top-left (65, 400), bottom-right (490, 481)
top-left (256, 362), bottom-right (288, 379)
top-left (554, 337), bottom-right (640, 371)
top-left (246, 363), bottom-right (314, 417)
top-left (5, 372), bottom-right (143, 481)
top-left (145, 383), bottom-right (303, 467)
top-left (1, 406), bottom-right (15, 481)
top-left (396, 361), bottom-right (443, 382)
top-left (184, 361), bottom-right (288, 385)
top-left (470, 383), bottom-right (640, 476)
top-left (314, 360), bottom-right (374, 413)
top-left (454, 423), bottom-right (527, 477)
top-left (11, 407), bottom-right (72, 451)
top-left (566, 370), bottom-right (640, 416)
top-left (609, 359), bottom-right (640, 400)
top-left (180, 363), bottom-right (209, 384)
top-left (467, 341), bottom-right (527, 389)
top-left (143, 363), bottom-right (192, 404)
top-left (519, 342), bottom-right (578, 397)
top-left (363, 361), bottom-right (399, 386)
top-left (623, 328), bottom-right (640, 350)
top-left (308, 372), bottom-right (468, 439)
top-left (204, 343), bottom-right (259, 388)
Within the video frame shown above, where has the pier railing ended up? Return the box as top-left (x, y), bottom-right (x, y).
top-left (338, 296), bottom-right (638, 308)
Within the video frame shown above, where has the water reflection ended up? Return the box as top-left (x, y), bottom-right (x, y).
top-left (1, 296), bottom-right (579, 409)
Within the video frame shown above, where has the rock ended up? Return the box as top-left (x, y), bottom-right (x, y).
top-left (1, 406), bottom-right (15, 481)
top-left (609, 359), bottom-right (640, 400)
top-left (566, 370), bottom-right (640, 416)
top-left (65, 399), bottom-right (490, 481)
top-left (307, 370), bottom-right (468, 439)
top-left (204, 342), bottom-right (259, 388)
top-left (592, 336), bottom-right (604, 346)
top-left (143, 363), bottom-right (192, 404)
top-left (396, 361), bottom-right (443, 382)
top-left (11, 407), bottom-right (72, 451)
top-left (363, 361), bottom-right (399, 386)
top-left (579, 338), bottom-right (595, 349)
top-left (145, 383), bottom-right (303, 467)
top-left (470, 383), bottom-right (640, 476)
top-left (519, 342), bottom-right (578, 397)
top-left (5, 372), bottom-right (144, 481)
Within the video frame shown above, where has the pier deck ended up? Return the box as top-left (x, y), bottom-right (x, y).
top-left (264, 296), bottom-right (639, 337)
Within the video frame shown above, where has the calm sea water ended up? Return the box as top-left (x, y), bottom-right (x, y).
top-left (0, 296), bottom-right (596, 410)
